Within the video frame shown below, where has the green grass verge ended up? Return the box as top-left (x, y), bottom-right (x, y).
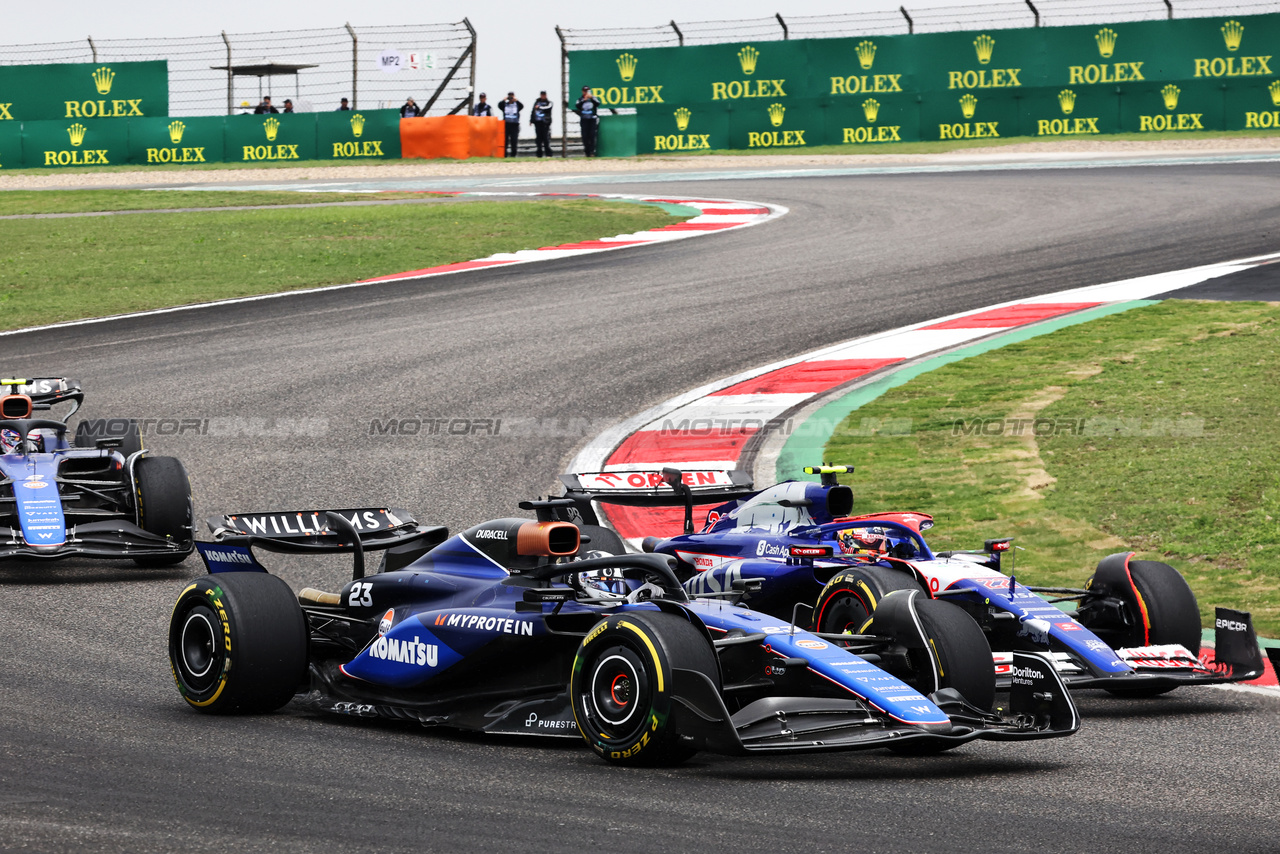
top-left (0, 197), bottom-right (685, 330)
top-left (0, 190), bottom-right (452, 216)
top-left (825, 300), bottom-right (1280, 635)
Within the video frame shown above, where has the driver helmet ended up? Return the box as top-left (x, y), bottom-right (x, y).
top-left (835, 527), bottom-right (887, 556)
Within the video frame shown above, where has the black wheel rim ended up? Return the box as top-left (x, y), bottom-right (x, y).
top-left (819, 592), bottom-right (871, 635)
top-left (587, 646), bottom-right (650, 737)
top-left (174, 603), bottom-right (222, 693)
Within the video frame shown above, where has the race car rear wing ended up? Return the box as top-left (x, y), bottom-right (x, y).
top-left (0, 377), bottom-right (84, 418)
top-left (201, 508), bottom-right (447, 580)
top-left (560, 468), bottom-right (755, 533)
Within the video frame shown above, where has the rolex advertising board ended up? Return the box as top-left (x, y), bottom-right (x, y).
top-left (224, 113), bottom-right (318, 163)
top-left (568, 13), bottom-right (1280, 154)
top-left (22, 118), bottom-right (131, 168)
top-left (127, 116), bottom-right (225, 165)
top-left (0, 61), bottom-right (168, 122)
top-left (317, 109), bottom-right (401, 160)
top-left (0, 123), bottom-right (21, 169)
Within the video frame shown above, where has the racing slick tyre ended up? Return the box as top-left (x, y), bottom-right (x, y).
top-left (814, 564), bottom-right (926, 635)
top-left (1085, 554), bottom-right (1201, 697)
top-left (168, 572), bottom-right (308, 714)
top-left (132, 455), bottom-right (194, 567)
top-left (576, 525), bottom-right (627, 557)
top-left (571, 611), bottom-right (719, 767)
top-left (861, 594), bottom-right (996, 754)
top-left (74, 418), bottom-right (143, 457)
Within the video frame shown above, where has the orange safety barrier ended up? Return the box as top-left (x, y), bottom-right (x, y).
top-left (399, 115), bottom-right (504, 160)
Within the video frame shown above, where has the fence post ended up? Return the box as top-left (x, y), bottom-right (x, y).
top-left (1025, 0), bottom-right (1040, 27)
top-left (899, 6), bottom-right (914, 34)
top-left (464, 17), bottom-right (476, 115)
top-left (1164, 0), bottom-right (1173, 19)
top-left (87, 37), bottom-right (97, 62)
top-left (671, 20), bottom-right (684, 47)
top-left (556, 25), bottom-right (568, 158)
top-left (220, 31), bottom-right (232, 115)
top-left (776, 14), bottom-right (788, 40)
top-left (345, 22), bottom-right (357, 109)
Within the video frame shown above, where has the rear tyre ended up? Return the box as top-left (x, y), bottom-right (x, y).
top-left (814, 564), bottom-right (926, 635)
top-left (571, 611), bottom-right (719, 766)
top-left (75, 418), bottom-right (143, 457)
top-left (1085, 555), bottom-right (1201, 697)
top-left (168, 573), bottom-right (308, 714)
top-left (132, 455), bottom-right (194, 567)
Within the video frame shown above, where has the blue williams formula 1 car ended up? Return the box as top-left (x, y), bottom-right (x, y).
top-left (0, 378), bottom-right (193, 564)
top-left (558, 465), bottom-right (1266, 699)
top-left (167, 501), bottom-right (1079, 766)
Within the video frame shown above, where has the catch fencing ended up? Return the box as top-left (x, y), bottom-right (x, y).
top-left (0, 21), bottom-right (476, 117)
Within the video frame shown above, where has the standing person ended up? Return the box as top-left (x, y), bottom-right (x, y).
top-left (530, 90), bottom-right (553, 158)
top-left (501, 92), bottom-right (523, 157)
top-left (254, 96), bottom-right (278, 114)
top-left (400, 97), bottom-right (420, 118)
top-left (282, 99), bottom-right (295, 114)
top-left (337, 97), bottom-right (350, 111)
top-left (574, 86), bottom-right (601, 157)
top-left (472, 93), bottom-right (492, 116)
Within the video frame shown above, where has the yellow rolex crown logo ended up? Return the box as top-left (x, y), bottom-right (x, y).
top-left (1095, 28), bottom-right (1118, 59)
top-left (974, 34), bottom-right (995, 65)
top-left (350, 113), bottom-right (366, 137)
top-left (766, 102), bottom-right (785, 127)
top-left (674, 107), bottom-right (691, 131)
top-left (1161, 84), bottom-right (1180, 111)
top-left (167, 120), bottom-right (185, 144)
top-left (1058, 89), bottom-right (1076, 115)
top-left (92, 66), bottom-right (115, 95)
top-left (862, 98), bottom-right (880, 123)
top-left (264, 116), bottom-right (280, 141)
top-left (1269, 80), bottom-right (1280, 106)
top-left (856, 40), bottom-right (877, 71)
top-left (616, 53), bottom-right (638, 82)
top-left (67, 123), bottom-right (87, 146)
top-left (738, 45), bottom-right (760, 75)
top-left (1221, 20), bottom-right (1244, 52)
top-left (959, 93), bottom-right (978, 120)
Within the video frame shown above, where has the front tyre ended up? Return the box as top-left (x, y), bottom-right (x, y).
top-left (815, 564), bottom-right (925, 635)
top-left (571, 611), bottom-right (718, 767)
top-left (133, 455), bottom-right (195, 567)
top-left (168, 573), bottom-right (308, 714)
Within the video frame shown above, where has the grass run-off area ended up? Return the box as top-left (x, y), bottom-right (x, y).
top-left (825, 300), bottom-right (1280, 635)
top-left (0, 194), bottom-right (686, 330)
top-left (0, 190), bottom-right (449, 216)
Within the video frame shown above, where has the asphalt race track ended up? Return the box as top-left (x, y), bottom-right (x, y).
top-left (2, 162), bottom-right (1280, 853)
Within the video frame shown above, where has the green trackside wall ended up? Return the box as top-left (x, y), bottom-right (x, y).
top-left (569, 14), bottom-right (1280, 154)
top-left (0, 61), bottom-right (169, 122)
top-left (0, 110), bottom-right (401, 169)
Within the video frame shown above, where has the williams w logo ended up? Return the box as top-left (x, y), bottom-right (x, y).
top-left (263, 117), bottom-right (280, 141)
top-left (168, 120), bottom-right (185, 144)
top-left (92, 66), bottom-right (115, 95)
top-left (350, 113), bottom-right (365, 137)
top-left (1095, 28), bottom-right (1118, 59)
top-left (738, 45), bottom-right (759, 75)
top-left (974, 34), bottom-right (995, 65)
top-left (856, 40), bottom-right (876, 70)
top-left (67, 123), bottom-right (87, 146)
top-left (616, 52), bottom-right (638, 82)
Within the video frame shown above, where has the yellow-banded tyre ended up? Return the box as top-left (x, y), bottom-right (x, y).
top-left (814, 565), bottom-right (924, 636)
top-left (570, 611), bottom-right (718, 767)
top-left (168, 573), bottom-right (308, 714)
